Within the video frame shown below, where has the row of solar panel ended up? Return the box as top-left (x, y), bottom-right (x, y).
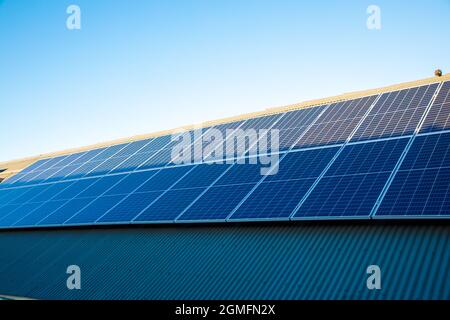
top-left (1, 130), bottom-right (450, 228)
top-left (0, 81), bottom-right (449, 229)
top-left (3, 81), bottom-right (448, 190)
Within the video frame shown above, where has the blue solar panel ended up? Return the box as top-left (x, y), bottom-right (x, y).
top-left (52, 178), bottom-right (99, 200)
top-left (230, 179), bottom-right (317, 220)
top-left (293, 138), bottom-right (409, 219)
top-left (97, 191), bottom-right (163, 223)
top-left (28, 181), bottom-right (73, 203)
top-left (14, 200), bottom-right (67, 227)
top-left (138, 135), bottom-right (173, 153)
top-left (177, 183), bottom-right (256, 221)
top-left (229, 147), bottom-right (339, 220)
top-left (420, 81), bottom-right (450, 133)
top-left (376, 132), bottom-right (450, 217)
top-left (136, 166), bottom-right (194, 192)
top-left (134, 187), bottom-right (205, 222)
top-left (352, 84), bottom-right (438, 141)
top-left (2, 187), bottom-right (32, 205)
top-left (271, 104), bottom-right (326, 151)
top-left (105, 171), bottom-right (158, 196)
top-left (38, 198), bottom-right (95, 226)
top-left (65, 195), bottom-right (127, 225)
top-left (112, 139), bottom-right (152, 158)
top-left (76, 174), bottom-right (125, 198)
top-left (296, 96), bottom-right (377, 148)
top-left (172, 163), bottom-right (230, 189)
top-left (108, 152), bottom-right (155, 173)
top-left (83, 156), bottom-right (131, 177)
top-left (0, 202), bottom-right (43, 227)
top-left (6, 184), bottom-right (51, 205)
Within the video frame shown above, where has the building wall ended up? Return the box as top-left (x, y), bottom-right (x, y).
top-left (0, 221), bottom-right (448, 300)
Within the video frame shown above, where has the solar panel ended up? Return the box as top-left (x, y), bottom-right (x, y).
top-left (65, 195), bottom-right (127, 225)
top-left (295, 96), bottom-right (377, 149)
top-left (352, 84), bottom-right (438, 141)
top-left (293, 137), bottom-right (409, 219)
top-left (271, 105), bottom-right (327, 151)
top-left (229, 146), bottom-right (340, 220)
top-left (420, 81), bottom-right (450, 133)
top-left (1, 79), bottom-right (449, 229)
top-left (134, 187), bottom-right (205, 222)
top-left (375, 132), bottom-right (450, 217)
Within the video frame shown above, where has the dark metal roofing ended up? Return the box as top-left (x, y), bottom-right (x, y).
top-left (0, 221), bottom-right (448, 300)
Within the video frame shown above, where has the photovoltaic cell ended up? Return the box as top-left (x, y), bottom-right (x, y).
top-left (135, 187), bottom-right (206, 222)
top-left (293, 138), bottom-right (409, 218)
top-left (352, 84), bottom-right (438, 141)
top-left (76, 174), bottom-right (125, 198)
top-left (178, 183), bottom-right (256, 221)
top-left (420, 81), bottom-right (450, 133)
top-left (97, 191), bottom-right (163, 223)
top-left (65, 195), bottom-right (127, 224)
top-left (376, 132), bottom-right (450, 217)
top-left (229, 147), bottom-right (339, 220)
top-left (14, 200), bottom-right (67, 227)
top-left (105, 171), bottom-right (158, 196)
top-left (296, 96), bottom-right (376, 148)
top-left (38, 197), bottom-right (95, 225)
top-left (136, 166), bottom-right (194, 193)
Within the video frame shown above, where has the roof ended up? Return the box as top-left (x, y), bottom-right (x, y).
top-left (0, 221), bottom-right (448, 299)
top-left (1, 73), bottom-right (449, 181)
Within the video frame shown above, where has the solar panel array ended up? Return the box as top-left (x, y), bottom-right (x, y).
top-left (0, 80), bottom-right (449, 229)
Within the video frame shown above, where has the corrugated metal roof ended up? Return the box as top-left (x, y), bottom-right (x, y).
top-left (0, 222), bottom-right (448, 299)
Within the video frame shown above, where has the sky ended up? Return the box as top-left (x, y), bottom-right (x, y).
top-left (0, 0), bottom-right (449, 162)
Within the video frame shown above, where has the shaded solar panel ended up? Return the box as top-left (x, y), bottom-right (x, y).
top-left (376, 132), bottom-right (450, 217)
top-left (229, 147), bottom-right (340, 220)
top-left (352, 84), bottom-right (438, 141)
top-left (293, 137), bottom-right (409, 218)
top-left (420, 81), bottom-right (450, 133)
top-left (296, 96), bottom-right (377, 149)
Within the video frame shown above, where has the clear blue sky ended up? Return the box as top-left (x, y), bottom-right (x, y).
top-left (1, 0), bottom-right (449, 162)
